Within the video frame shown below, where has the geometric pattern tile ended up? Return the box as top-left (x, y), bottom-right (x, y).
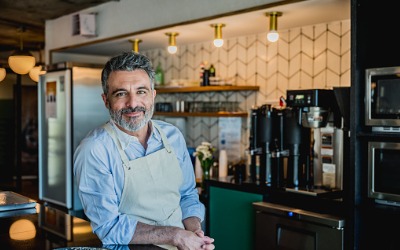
top-left (146, 19), bottom-right (351, 163)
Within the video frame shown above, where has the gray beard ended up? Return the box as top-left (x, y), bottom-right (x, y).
top-left (109, 105), bottom-right (154, 132)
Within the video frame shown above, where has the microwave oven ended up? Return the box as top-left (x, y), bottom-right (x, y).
top-left (368, 141), bottom-right (400, 206)
top-left (365, 66), bottom-right (400, 132)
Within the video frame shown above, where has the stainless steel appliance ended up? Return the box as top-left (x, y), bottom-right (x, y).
top-left (249, 88), bottom-right (350, 193)
top-left (365, 66), bottom-right (400, 132)
top-left (285, 88), bottom-right (350, 191)
top-left (38, 62), bottom-right (109, 211)
top-left (253, 201), bottom-right (345, 250)
top-left (368, 141), bottom-right (400, 206)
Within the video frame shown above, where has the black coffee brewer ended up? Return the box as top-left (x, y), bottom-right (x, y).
top-left (249, 88), bottom-right (350, 191)
top-left (249, 103), bottom-right (309, 188)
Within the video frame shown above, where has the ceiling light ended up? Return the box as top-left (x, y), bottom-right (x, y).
top-left (166, 32), bottom-right (179, 54)
top-left (29, 65), bottom-right (46, 82)
top-left (129, 39), bottom-right (142, 53)
top-left (8, 27), bottom-right (36, 75)
top-left (0, 68), bottom-right (6, 82)
top-left (266, 11), bottom-right (282, 43)
top-left (211, 23), bottom-right (226, 47)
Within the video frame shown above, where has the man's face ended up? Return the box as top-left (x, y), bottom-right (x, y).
top-left (102, 69), bottom-right (156, 133)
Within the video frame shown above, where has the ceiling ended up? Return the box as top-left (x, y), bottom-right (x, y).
top-left (0, 0), bottom-right (116, 53)
top-left (0, 0), bottom-right (350, 60)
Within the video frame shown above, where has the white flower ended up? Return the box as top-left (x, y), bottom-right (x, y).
top-left (194, 141), bottom-right (215, 161)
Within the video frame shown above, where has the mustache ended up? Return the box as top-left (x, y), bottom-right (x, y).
top-left (120, 106), bottom-right (146, 114)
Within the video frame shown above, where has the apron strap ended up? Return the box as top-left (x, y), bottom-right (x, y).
top-left (103, 123), bottom-right (131, 169)
top-left (152, 122), bottom-right (173, 153)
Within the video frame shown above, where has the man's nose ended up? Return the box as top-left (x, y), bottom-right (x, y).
top-left (126, 93), bottom-right (141, 107)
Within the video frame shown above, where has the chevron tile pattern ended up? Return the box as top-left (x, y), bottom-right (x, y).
top-left (146, 20), bottom-right (350, 162)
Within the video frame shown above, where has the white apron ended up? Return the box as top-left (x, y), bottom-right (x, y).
top-left (104, 122), bottom-right (183, 249)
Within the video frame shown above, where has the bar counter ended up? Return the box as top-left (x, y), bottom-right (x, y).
top-left (0, 201), bottom-right (164, 250)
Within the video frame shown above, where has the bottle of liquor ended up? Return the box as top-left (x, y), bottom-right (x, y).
top-left (209, 64), bottom-right (216, 77)
top-left (202, 69), bottom-right (210, 86)
top-left (155, 63), bottom-right (164, 86)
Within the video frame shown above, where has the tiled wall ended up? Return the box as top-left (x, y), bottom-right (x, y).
top-left (143, 20), bottom-right (351, 161)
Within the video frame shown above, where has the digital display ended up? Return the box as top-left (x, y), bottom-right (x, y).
top-left (295, 94), bottom-right (305, 100)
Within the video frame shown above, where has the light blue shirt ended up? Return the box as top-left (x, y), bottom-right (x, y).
top-left (73, 119), bottom-right (204, 245)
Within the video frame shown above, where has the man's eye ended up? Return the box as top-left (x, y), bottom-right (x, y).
top-left (115, 92), bottom-right (127, 97)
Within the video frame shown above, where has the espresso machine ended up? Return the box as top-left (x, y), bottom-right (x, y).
top-left (249, 88), bottom-right (350, 192)
top-left (249, 103), bottom-right (309, 188)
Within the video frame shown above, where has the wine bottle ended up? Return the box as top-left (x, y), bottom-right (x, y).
top-left (155, 63), bottom-right (164, 86)
top-left (209, 64), bottom-right (216, 77)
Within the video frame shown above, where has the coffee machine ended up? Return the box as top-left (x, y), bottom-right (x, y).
top-left (249, 88), bottom-right (350, 192)
top-left (249, 103), bottom-right (310, 188)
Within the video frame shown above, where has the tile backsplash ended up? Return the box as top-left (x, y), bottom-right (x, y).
top-left (144, 19), bottom-right (351, 162)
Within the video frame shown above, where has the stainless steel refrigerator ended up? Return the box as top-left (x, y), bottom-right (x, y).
top-left (38, 62), bottom-right (109, 211)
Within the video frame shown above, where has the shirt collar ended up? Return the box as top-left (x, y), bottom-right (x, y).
top-left (109, 120), bottom-right (162, 150)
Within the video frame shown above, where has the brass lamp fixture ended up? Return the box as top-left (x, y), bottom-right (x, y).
top-left (266, 11), bottom-right (283, 42)
top-left (211, 23), bottom-right (226, 47)
top-left (8, 27), bottom-right (36, 75)
top-left (0, 67), bottom-right (6, 82)
top-left (165, 32), bottom-right (179, 54)
top-left (129, 39), bottom-right (142, 53)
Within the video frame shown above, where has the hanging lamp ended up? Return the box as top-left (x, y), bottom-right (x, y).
top-left (29, 45), bottom-right (46, 82)
top-left (8, 27), bottom-right (36, 75)
top-left (0, 67), bottom-right (6, 82)
top-left (165, 32), bottom-right (179, 54)
top-left (210, 23), bottom-right (225, 48)
top-left (211, 23), bottom-right (226, 47)
top-left (129, 39), bottom-right (142, 53)
top-left (266, 11), bottom-right (283, 42)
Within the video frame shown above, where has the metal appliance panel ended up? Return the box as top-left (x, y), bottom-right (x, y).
top-left (39, 64), bottom-right (108, 210)
top-left (253, 202), bottom-right (345, 250)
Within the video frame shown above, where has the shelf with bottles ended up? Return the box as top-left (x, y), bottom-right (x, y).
top-left (155, 85), bottom-right (259, 93)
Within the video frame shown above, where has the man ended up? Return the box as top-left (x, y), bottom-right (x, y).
top-left (73, 52), bottom-right (214, 249)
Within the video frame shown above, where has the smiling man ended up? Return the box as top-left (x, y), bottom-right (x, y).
top-left (73, 52), bottom-right (214, 249)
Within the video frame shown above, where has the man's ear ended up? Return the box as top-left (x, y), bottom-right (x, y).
top-left (102, 93), bottom-right (110, 108)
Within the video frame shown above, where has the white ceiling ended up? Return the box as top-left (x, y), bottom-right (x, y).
top-left (56, 0), bottom-right (350, 57)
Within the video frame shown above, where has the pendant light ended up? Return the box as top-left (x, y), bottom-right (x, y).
top-left (8, 27), bottom-right (36, 75)
top-left (0, 67), bottom-right (6, 82)
top-left (29, 65), bottom-right (46, 82)
top-left (129, 39), bottom-right (142, 53)
top-left (211, 23), bottom-right (226, 47)
top-left (266, 12), bottom-right (282, 43)
top-left (165, 32), bottom-right (179, 54)
top-left (29, 46), bottom-right (46, 82)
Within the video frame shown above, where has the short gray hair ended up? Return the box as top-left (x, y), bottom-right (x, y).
top-left (101, 52), bottom-right (155, 95)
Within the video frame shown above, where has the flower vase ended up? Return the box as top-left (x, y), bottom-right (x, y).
top-left (201, 160), bottom-right (212, 190)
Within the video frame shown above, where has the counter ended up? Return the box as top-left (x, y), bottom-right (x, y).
top-left (0, 201), bottom-right (164, 250)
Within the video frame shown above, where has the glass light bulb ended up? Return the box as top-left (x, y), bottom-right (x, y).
top-left (267, 30), bottom-right (279, 42)
top-left (167, 45), bottom-right (177, 54)
top-left (213, 38), bottom-right (224, 47)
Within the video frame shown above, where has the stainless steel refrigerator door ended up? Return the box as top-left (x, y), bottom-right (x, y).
top-left (38, 69), bottom-right (72, 209)
top-left (38, 66), bottom-right (109, 210)
top-left (71, 66), bottom-right (109, 210)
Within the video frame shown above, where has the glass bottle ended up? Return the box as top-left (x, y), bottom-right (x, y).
top-left (155, 63), bottom-right (164, 86)
top-left (209, 64), bottom-right (216, 77)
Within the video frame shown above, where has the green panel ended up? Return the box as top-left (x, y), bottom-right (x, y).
top-left (209, 186), bottom-right (263, 250)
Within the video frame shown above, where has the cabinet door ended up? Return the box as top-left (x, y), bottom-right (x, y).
top-left (209, 186), bottom-right (263, 250)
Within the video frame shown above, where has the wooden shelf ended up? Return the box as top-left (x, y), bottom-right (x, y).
top-left (155, 85), bottom-right (259, 93)
top-left (154, 111), bottom-right (248, 117)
